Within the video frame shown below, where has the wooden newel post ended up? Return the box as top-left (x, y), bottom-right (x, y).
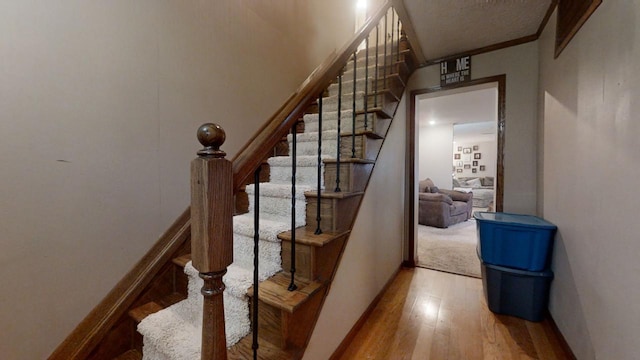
top-left (191, 123), bottom-right (233, 360)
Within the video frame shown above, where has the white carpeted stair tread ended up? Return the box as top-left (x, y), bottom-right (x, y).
top-left (268, 155), bottom-right (331, 167)
top-left (138, 303), bottom-right (200, 360)
top-left (328, 77), bottom-right (377, 96)
top-left (268, 157), bottom-right (330, 189)
top-left (233, 234), bottom-right (282, 277)
top-left (344, 48), bottom-right (399, 70)
top-left (286, 132), bottom-right (338, 158)
top-left (244, 183), bottom-right (309, 221)
top-left (268, 165), bottom-right (330, 188)
top-left (245, 182), bottom-right (310, 198)
top-left (303, 111), bottom-right (357, 134)
top-left (322, 92), bottom-right (365, 111)
top-left (233, 212), bottom-right (306, 241)
top-left (267, 156), bottom-right (330, 189)
top-left (288, 130), bottom-right (338, 142)
top-left (268, 165), bottom-right (326, 186)
top-left (184, 262), bottom-right (253, 299)
top-left (138, 262), bottom-right (254, 359)
top-left (342, 64), bottom-right (381, 78)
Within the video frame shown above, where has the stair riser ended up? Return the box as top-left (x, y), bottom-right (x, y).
top-left (323, 162), bottom-right (374, 193)
top-left (281, 233), bottom-right (347, 282)
top-left (249, 284), bottom-right (328, 351)
top-left (305, 195), bottom-right (362, 233)
top-left (340, 134), bottom-right (382, 160)
top-left (251, 300), bottom-right (286, 348)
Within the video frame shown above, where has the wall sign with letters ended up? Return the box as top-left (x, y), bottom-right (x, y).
top-left (440, 55), bottom-right (471, 86)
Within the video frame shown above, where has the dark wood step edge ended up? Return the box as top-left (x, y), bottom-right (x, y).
top-left (248, 273), bottom-right (326, 314)
top-left (278, 228), bottom-right (351, 247)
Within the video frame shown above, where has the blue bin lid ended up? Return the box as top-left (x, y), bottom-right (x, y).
top-left (473, 212), bottom-right (557, 230)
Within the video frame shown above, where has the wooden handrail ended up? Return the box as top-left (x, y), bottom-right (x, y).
top-left (231, 0), bottom-right (396, 192)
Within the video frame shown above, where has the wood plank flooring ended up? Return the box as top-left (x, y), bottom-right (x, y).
top-left (336, 267), bottom-right (572, 360)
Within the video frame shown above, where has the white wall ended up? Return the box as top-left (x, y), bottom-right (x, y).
top-left (0, 1), bottom-right (355, 358)
top-left (408, 42), bottom-right (539, 214)
top-left (304, 94), bottom-right (406, 360)
top-left (538, 4), bottom-right (640, 359)
top-left (418, 122), bottom-right (454, 189)
top-left (453, 140), bottom-right (497, 180)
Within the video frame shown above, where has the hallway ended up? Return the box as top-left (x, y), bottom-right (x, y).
top-left (337, 267), bottom-right (572, 359)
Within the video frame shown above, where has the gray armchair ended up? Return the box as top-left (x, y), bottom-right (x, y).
top-left (418, 178), bottom-right (473, 228)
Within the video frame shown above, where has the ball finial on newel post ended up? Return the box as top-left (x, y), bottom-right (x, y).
top-left (197, 123), bottom-right (226, 158)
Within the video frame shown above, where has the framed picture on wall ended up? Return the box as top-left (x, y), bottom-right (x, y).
top-left (473, 161), bottom-right (478, 166)
top-left (463, 148), bottom-right (472, 154)
top-left (464, 164), bottom-right (471, 169)
top-left (457, 146), bottom-right (462, 151)
top-left (473, 145), bottom-right (479, 151)
top-left (480, 165), bottom-right (486, 171)
top-left (474, 153), bottom-right (481, 159)
top-left (472, 168), bottom-right (477, 173)
top-left (457, 161), bottom-right (463, 167)
top-left (456, 168), bottom-right (463, 173)
top-left (454, 154), bottom-right (461, 160)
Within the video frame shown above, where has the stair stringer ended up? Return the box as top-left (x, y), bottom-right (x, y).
top-left (300, 92), bottom-right (408, 359)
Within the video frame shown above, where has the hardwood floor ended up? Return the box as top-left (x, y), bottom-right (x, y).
top-left (336, 267), bottom-right (572, 360)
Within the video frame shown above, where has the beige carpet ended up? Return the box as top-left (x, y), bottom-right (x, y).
top-left (417, 219), bottom-right (481, 278)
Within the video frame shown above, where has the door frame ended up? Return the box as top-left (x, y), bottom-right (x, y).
top-left (403, 75), bottom-right (506, 267)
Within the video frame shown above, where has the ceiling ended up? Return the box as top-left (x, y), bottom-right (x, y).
top-left (402, 0), bottom-right (553, 62)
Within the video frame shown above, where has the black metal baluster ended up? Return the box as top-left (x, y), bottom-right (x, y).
top-left (397, 12), bottom-right (401, 62)
top-left (315, 93), bottom-right (323, 235)
top-left (335, 71), bottom-right (342, 193)
top-left (391, 10), bottom-right (395, 68)
top-left (364, 37), bottom-right (369, 132)
top-left (288, 123), bottom-right (298, 291)
top-left (351, 51), bottom-right (357, 159)
top-left (252, 168), bottom-right (261, 360)
top-left (384, 11), bottom-right (388, 91)
top-left (375, 24), bottom-right (379, 109)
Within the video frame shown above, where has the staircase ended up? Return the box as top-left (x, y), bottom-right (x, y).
top-left (49, 2), bottom-right (418, 359)
top-left (131, 48), bottom-right (412, 359)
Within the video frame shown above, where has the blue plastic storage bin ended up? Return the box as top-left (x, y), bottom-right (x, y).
top-left (480, 260), bottom-right (554, 322)
top-left (474, 212), bottom-right (557, 271)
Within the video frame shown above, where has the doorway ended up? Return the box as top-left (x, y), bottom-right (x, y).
top-left (405, 75), bottom-right (506, 268)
